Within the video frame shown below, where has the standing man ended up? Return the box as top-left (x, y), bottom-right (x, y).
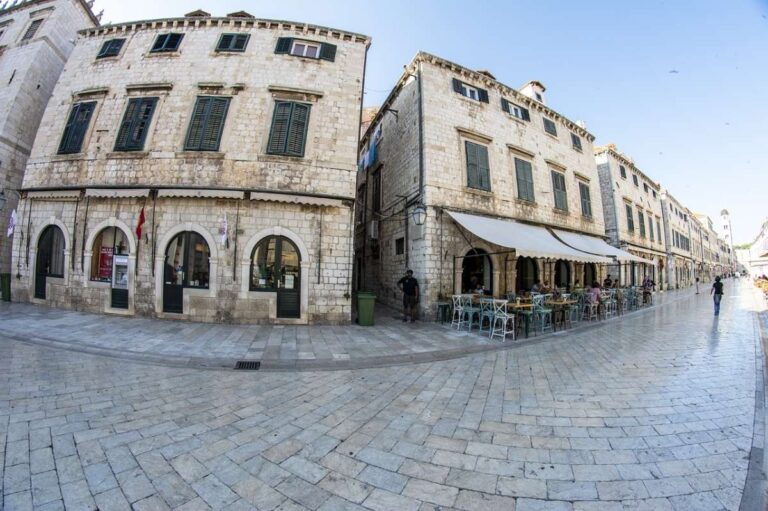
top-left (710, 276), bottom-right (724, 316)
top-left (397, 269), bottom-right (419, 322)
top-left (695, 277), bottom-right (700, 294)
top-left (603, 274), bottom-right (613, 288)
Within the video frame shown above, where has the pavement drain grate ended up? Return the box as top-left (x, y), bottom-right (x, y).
top-left (234, 360), bottom-right (261, 370)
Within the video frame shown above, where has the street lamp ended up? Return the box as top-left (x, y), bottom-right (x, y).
top-left (411, 204), bottom-right (427, 226)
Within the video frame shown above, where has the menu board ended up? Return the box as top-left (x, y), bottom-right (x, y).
top-left (98, 247), bottom-right (114, 280)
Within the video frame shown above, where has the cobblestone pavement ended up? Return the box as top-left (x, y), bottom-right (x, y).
top-left (1, 282), bottom-right (766, 510)
top-left (0, 289), bottom-right (694, 370)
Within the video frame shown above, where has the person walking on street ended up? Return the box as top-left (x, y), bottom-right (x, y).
top-left (710, 276), bottom-right (724, 316)
top-left (398, 269), bottom-right (419, 322)
top-left (695, 277), bottom-right (700, 294)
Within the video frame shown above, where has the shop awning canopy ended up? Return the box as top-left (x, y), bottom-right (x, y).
top-left (551, 229), bottom-right (648, 263)
top-left (447, 211), bottom-right (611, 263)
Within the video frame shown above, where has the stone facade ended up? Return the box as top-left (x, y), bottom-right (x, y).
top-left (0, 0), bottom-right (97, 278)
top-left (11, 11), bottom-right (370, 324)
top-left (356, 52), bottom-right (609, 316)
top-left (736, 219), bottom-right (768, 277)
top-left (595, 145), bottom-right (666, 286)
top-left (660, 190), bottom-right (695, 289)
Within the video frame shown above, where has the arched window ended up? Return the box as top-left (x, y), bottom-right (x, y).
top-left (554, 259), bottom-right (570, 289)
top-left (90, 227), bottom-right (129, 282)
top-left (164, 231), bottom-right (210, 289)
top-left (250, 236), bottom-right (300, 291)
top-left (37, 225), bottom-right (65, 277)
top-left (461, 248), bottom-right (492, 293)
top-left (516, 257), bottom-right (537, 292)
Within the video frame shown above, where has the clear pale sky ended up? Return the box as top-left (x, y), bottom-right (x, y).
top-left (96, 0), bottom-right (768, 245)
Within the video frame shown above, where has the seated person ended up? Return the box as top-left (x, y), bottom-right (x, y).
top-left (603, 274), bottom-right (613, 288)
top-left (540, 280), bottom-right (552, 294)
top-left (531, 280), bottom-right (542, 293)
top-left (474, 282), bottom-right (486, 295)
top-left (588, 281), bottom-right (602, 303)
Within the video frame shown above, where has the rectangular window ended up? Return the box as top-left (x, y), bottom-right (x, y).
top-left (652, 190), bottom-right (657, 199)
top-left (648, 216), bottom-right (655, 241)
top-left (570, 133), bottom-right (582, 151)
top-left (216, 33), bottom-right (249, 52)
top-left (638, 210), bottom-right (646, 237)
top-left (643, 183), bottom-right (649, 193)
top-left (371, 168), bottom-right (381, 213)
top-left (274, 37), bottom-right (336, 61)
top-left (395, 237), bottom-right (404, 255)
top-left (578, 182), bottom-right (592, 217)
top-left (267, 101), bottom-right (311, 157)
top-left (543, 118), bottom-right (557, 136)
top-left (465, 141), bottom-right (490, 191)
top-left (632, 174), bottom-right (639, 186)
top-left (184, 96), bottom-right (230, 151)
top-left (619, 165), bottom-right (627, 178)
top-left (515, 158), bottom-right (535, 202)
top-left (22, 19), bottom-right (42, 40)
top-left (452, 78), bottom-right (489, 103)
top-left (551, 171), bottom-right (567, 211)
top-left (626, 204), bottom-right (634, 232)
top-left (97, 38), bottom-right (125, 58)
top-left (114, 97), bottom-right (157, 151)
top-left (501, 98), bottom-right (530, 121)
top-left (57, 101), bottom-right (96, 154)
top-left (656, 220), bottom-right (661, 243)
top-left (150, 33), bottom-right (184, 53)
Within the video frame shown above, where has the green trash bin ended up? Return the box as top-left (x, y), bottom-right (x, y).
top-left (0, 273), bottom-right (10, 302)
top-left (357, 292), bottom-right (376, 326)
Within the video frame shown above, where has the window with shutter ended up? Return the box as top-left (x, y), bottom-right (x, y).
top-left (503, 99), bottom-right (529, 120)
top-left (514, 158), bottom-right (535, 202)
top-left (465, 141), bottom-right (490, 191)
top-left (632, 174), bottom-right (639, 186)
top-left (579, 182), bottom-right (592, 217)
top-left (57, 102), bottom-right (96, 154)
top-left (649, 216), bottom-right (655, 241)
top-left (453, 79), bottom-right (487, 103)
top-left (22, 19), bottom-right (42, 41)
top-left (619, 165), bottom-right (626, 178)
top-left (571, 133), bottom-right (582, 151)
top-left (115, 97), bottom-right (157, 151)
top-left (626, 204), bottom-right (634, 232)
top-left (372, 169), bottom-right (381, 213)
top-left (551, 171), bottom-right (568, 211)
top-left (97, 38), bottom-right (125, 59)
top-left (150, 33), bottom-right (184, 53)
top-left (184, 96), bottom-right (230, 151)
top-left (543, 118), bottom-right (557, 136)
top-left (267, 101), bottom-right (311, 157)
top-left (638, 210), bottom-right (646, 237)
top-left (216, 33), bottom-right (249, 52)
top-left (656, 221), bottom-right (662, 243)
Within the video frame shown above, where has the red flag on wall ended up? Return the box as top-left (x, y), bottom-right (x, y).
top-left (136, 207), bottom-right (146, 240)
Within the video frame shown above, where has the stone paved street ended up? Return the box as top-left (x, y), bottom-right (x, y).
top-left (1, 281), bottom-right (766, 510)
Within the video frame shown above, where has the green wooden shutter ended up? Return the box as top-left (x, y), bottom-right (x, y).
top-left (217, 34), bottom-right (234, 51)
top-left (58, 102), bottom-right (95, 154)
top-left (452, 78), bottom-right (463, 94)
top-left (520, 107), bottom-right (530, 121)
top-left (319, 43), bottom-right (336, 62)
top-left (477, 144), bottom-right (490, 190)
top-left (200, 97), bottom-right (230, 151)
top-left (501, 98), bottom-right (510, 113)
top-left (465, 141), bottom-right (479, 188)
top-left (58, 104), bottom-right (81, 154)
top-left (286, 103), bottom-right (310, 156)
top-left (232, 34), bottom-right (249, 51)
top-left (115, 99), bottom-right (139, 150)
top-left (478, 88), bottom-right (489, 103)
top-left (268, 102), bottom-right (292, 153)
top-left (184, 98), bottom-right (209, 150)
top-left (151, 34), bottom-right (168, 51)
top-left (275, 37), bottom-right (292, 54)
top-left (166, 33), bottom-right (183, 51)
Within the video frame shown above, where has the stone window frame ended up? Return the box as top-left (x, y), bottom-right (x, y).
top-left (56, 94), bottom-right (104, 156)
top-left (456, 128), bottom-right (493, 194)
top-left (20, 17), bottom-right (44, 42)
top-left (96, 38), bottom-right (126, 59)
top-left (263, 86), bottom-right (323, 160)
top-left (542, 117), bottom-right (558, 137)
top-left (576, 177), bottom-right (592, 219)
top-left (550, 169), bottom-right (568, 212)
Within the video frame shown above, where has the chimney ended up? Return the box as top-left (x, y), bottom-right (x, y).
top-left (519, 80), bottom-right (546, 104)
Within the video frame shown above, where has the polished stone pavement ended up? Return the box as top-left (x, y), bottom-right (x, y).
top-left (0, 281), bottom-right (766, 510)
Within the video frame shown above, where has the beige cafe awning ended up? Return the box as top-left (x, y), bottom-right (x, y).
top-left (551, 229), bottom-right (647, 263)
top-left (447, 211), bottom-right (611, 263)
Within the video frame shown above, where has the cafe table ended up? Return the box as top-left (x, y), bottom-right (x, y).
top-left (507, 302), bottom-right (534, 338)
top-left (544, 299), bottom-right (578, 331)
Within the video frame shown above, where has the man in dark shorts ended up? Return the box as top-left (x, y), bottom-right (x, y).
top-left (710, 276), bottom-right (724, 316)
top-left (397, 270), bottom-right (419, 322)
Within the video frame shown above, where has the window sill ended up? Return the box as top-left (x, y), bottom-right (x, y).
top-left (465, 187), bottom-right (493, 197)
top-left (553, 208), bottom-right (569, 216)
top-left (94, 56), bottom-right (120, 63)
top-left (580, 215), bottom-right (594, 223)
top-left (259, 153), bottom-right (307, 163)
top-left (515, 198), bottom-right (537, 207)
top-left (106, 151), bottom-right (149, 159)
top-left (145, 51), bottom-right (181, 58)
top-left (544, 132), bottom-right (559, 140)
top-left (572, 146), bottom-right (583, 153)
top-left (175, 151), bottom-right (225, 159)
top-left (455, 94), bottom-right (485, 106)
top-left (507, 115), bottom-right (528, 125)
top-left (283, 54), bottom-right (325, 63)
top-left (52, 153), bottom-right (85, 161)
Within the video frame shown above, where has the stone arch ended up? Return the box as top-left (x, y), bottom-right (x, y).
top-left (452, 239), bottom-right (502, 296)
top-left (83, 218), bottom-right (138, 312)
top-left (30, 217), bottom-right (72, 291)
top-left (84, 217), bottom-right (137, 256)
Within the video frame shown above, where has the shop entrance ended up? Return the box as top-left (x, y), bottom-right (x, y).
top-left (91, 227), bottom-right (130, 309)
top-left (163, 231), bottom-right (210, 314)
top-left (250, 236), bottom-right (301, 318)
top-left (461, 248), bottom-right (492, 293)
top-left (34, 225), bottom-right (65, 299)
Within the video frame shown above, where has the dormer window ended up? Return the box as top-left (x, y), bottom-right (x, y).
top-left (452, 78), bottom-right (489, 103)
top-left (274, 37), bottom-right (336, 62)
top-left (535, 92), bottom-right (543, 102)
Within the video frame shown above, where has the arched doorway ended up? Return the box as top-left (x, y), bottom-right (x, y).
top-left (583, 263), bottom-right (596, 287)
top-left (90, 226), bottom-right (130, 309)
top-left (250, 236), bottom-right (301, 318)
top-left (516, 257), bottom-right (537, 293)
top-left (35, 225), bottom-right (65, 299)
top-left (554, 260), bottom-right (570, 290)
top-left (163, 231), bottom-right (210, 313)
top-left (461, 248), bottom-right (492, 293)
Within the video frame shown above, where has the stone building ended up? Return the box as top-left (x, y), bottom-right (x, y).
top-left (719, 209), bottom-right (735, 272)
top-left (355, 52), bottom-right (634, 316)
top-left (11, 10), bottom-right (370, 323)
top-left (736, 219), bottom-right (768, 277)
top-left (694, 213), bottom-right (725, 280)
top-left (660, 190), bottom-right (695, 288)
top-left (0, 0), bottom-right (98, 293)
top-left (595, 144), bottom-right (666, 287)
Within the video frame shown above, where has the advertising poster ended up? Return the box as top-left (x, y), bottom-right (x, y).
top-left (98, 247), bottom-right (114, 280)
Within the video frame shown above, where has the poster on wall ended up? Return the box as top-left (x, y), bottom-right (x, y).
top-left (98, 247), bottom-right (114, 280)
